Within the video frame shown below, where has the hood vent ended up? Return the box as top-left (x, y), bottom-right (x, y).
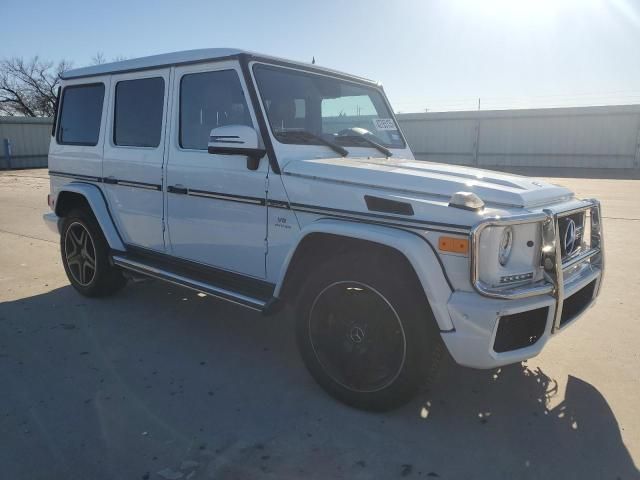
top-left (364, 195), bottom-right (414, 216)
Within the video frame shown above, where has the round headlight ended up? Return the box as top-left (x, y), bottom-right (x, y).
top-left (498, 226), bottom-right (513, 266)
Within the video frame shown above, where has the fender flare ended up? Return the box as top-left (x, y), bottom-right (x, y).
top-left (273, 218), bottom-right (455, 331)
top-left (55, 182), bottom-right (125, 251)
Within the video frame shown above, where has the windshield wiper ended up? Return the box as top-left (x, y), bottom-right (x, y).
top-left (275, 130), bottom-right (349, 157)
top-left (339, 134), bottom-right (392, 158)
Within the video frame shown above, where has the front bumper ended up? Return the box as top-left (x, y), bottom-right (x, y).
top-left (43, 212), bottom-right (60, 234)
top-left (442, 199), bottom-right (604, 369)
top-left (441, 262), bottom-right (602, 368)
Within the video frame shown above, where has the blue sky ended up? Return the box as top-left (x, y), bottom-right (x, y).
top-left (2, 0), bottom-right (640, 112)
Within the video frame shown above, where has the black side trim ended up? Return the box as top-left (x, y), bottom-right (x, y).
top-left (267, 199), bottom-right (291, 209)
top-left (188, 188), bottom-right (265, 205)
top-left (365, 195), bottom-right (414, 216)
top-left (50, 171), bottom-right (466, 235)
top-left (114, 179), bottom-right (162, 191)
top-left (290, 202), bottom-right (470, 233)
top-left (167, 185), bottom-right (188, 195)
top-left (238, 53), bottom-right (281, 174)
top-left (123, 244), bottom-right (275, 301)
top-left (49, 170), bottom-right (103, 183)
top-left (49, 171), bottom-right (161, 191)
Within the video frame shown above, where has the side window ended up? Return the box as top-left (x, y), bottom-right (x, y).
top-left (180, 69), bottom-right (252, 150)
top-left (57, 84), bottom-right (105, 146)
top-left (114, 77), bottom-right (165, 147)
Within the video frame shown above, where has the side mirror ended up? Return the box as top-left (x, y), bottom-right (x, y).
top-left (207, 125), bottom-right (266, 170)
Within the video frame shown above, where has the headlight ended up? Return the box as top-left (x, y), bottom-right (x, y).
top-left (477, 223), bottom-right (542, 288)
top-left (498, 226), bottom-right (513, 266)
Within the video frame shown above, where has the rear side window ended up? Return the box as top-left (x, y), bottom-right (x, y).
top-left (180, 70), bottom-right (252, 150)
top-left (57, 84), bottom-right (105, 146)
top-left (114, 77), bottom-right (165, 147)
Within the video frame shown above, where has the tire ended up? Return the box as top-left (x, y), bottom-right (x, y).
top-left (60, 208), bottom-right (126, 297)
top-left (294, 251), bottom-right (442, 411)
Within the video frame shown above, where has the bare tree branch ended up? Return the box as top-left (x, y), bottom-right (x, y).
top-left (0, 56), bottom-right (71, 117)
top-left (91, 52), bottom-right (106, 65)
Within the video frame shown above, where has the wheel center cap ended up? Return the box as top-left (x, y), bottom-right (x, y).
top-left (348, 325), bottom-right (365, 344)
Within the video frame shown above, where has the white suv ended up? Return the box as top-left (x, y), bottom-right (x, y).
top-left (44, 49), bottom-right (604, 410)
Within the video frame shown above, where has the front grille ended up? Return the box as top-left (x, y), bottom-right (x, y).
top-left (494, 307), bottom-right (549, 353)
top-left (560, 281), bottom-right (596, 327)
top-left (558, 212), bottom-right (585, 260)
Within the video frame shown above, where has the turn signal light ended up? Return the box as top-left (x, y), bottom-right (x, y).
top-left (439, 236), bottom-right (469, 254)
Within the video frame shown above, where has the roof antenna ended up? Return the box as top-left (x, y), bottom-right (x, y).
top-left (312, 56), bottom-right (316, 64)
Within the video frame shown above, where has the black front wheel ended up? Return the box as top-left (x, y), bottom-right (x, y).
top-left (295, 253), bottom-right (442, 411)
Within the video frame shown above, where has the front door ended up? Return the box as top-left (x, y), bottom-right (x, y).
top-left (165, 61), bottom-right (268, 278)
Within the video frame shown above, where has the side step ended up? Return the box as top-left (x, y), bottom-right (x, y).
top-left (112, 254), bottom-right (271, 312)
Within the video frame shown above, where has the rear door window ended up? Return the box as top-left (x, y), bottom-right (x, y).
top-left (114, 77), bottom-right (165, 147)
top-left (57, 83), bottom-right (105, 146)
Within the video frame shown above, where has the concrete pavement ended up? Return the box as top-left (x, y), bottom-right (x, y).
top-left (0, 169), bottom-right (638, 479)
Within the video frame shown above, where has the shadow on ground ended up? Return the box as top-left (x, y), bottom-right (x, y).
top-left (0, 282), bottom-right (637, 480)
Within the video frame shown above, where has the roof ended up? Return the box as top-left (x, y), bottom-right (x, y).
top-left (61, 48), bottom-right (377, 85)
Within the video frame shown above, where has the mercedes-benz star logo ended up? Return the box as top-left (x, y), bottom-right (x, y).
top-left (564, 218), bottom-right (577, 255)
top-left (348, 326), bottom-right (365, 344)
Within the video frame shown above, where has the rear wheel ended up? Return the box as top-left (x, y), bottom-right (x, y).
top-left (295, 253), bottom-right (442, 411)
top-left (60, 208), bottom-right (126, 297)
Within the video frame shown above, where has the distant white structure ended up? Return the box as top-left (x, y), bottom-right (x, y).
top-left (397, 104), bottom-right (640, 170)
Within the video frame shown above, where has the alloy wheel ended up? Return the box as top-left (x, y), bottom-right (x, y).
top-left (64, 222), bottom-right (97, 286)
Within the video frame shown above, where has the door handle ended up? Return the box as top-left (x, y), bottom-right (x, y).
top-left (168, 184), bottom-right (188, 195)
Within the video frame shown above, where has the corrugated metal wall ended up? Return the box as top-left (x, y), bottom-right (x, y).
top-left (397, 104), bottom-right (640, 169)
top-left (0, 117), bottom-right (52, 169)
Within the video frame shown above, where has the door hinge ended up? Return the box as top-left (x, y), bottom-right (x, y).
top-left (264, 238), bottom-right (268, 255)
top-left (264, 176), bottom-right (269, 192)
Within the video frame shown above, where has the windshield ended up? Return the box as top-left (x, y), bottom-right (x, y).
top-left (253, 64), bottom-right (405, 150)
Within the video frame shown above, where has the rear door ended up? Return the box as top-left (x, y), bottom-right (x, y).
top-left (165, 60), bottom-right (268, 278)
top-left (102, 69), bottom-right (170, 251)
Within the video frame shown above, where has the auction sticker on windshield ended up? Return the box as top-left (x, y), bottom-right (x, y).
top-left (373, 118), bottom-right (397, 131)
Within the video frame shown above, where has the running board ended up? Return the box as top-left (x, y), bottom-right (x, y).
top-left (112, 255), bottom-right (268, 312)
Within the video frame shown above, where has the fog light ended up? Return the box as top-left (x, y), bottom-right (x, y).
top-left (499, 272), bottom-right (534, 284)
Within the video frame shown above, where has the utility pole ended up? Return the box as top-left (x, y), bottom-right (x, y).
top-left (473, 98), bottom-right (481, 167)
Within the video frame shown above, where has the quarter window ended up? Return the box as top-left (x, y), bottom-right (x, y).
top-left (114, 77), bottom-right (165, 147)
top-left (57, 83), bottom-right (105, 146)
top-left (179, 70), bottom-right (252, 150)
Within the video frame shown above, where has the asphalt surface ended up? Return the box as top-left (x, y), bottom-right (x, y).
top-left (1, 169), bottom-right (638, 480)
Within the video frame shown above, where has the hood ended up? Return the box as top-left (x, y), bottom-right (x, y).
top-left (282, 157), bottom-right (573, 209)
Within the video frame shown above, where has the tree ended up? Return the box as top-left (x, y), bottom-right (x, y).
top-left (0, 56), bottom-right (71, 117)
top-left (91, 52), bottom-right (107, 65)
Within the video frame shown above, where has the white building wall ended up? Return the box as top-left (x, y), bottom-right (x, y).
top-left (397, 105), bottom-right (640, 169)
